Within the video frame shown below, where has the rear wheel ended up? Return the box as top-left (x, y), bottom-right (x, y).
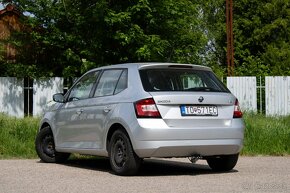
top-left (206, 154), bottom-right (239, 172)
top-left (109, 129), bottom-right (141, 175)
top-left (35, 126), bottom-right (70, 163)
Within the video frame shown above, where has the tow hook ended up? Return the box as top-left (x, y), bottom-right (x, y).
top-left (188, 155), bottom-right (202, 163)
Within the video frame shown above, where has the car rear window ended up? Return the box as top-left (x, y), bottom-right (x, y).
top-left (139, 68), bottom-right (229, 92)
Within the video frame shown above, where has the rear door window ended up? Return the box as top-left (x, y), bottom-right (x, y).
top-left (114, 70), bottom-right (128, 94)
top-left (94, 69), bottom-right (127, 97)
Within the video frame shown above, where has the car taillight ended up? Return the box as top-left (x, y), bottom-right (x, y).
top-left (233, 99), bottom-right (243, 118)
top-left (135, 98), bottom-right (161, 118)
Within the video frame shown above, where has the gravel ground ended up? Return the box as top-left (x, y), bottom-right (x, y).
top-left (0, 156), bottom-right (289, 193)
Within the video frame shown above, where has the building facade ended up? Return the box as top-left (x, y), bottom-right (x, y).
top-left (0, 4), bottom-right (22, 61)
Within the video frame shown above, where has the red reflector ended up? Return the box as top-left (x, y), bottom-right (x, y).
top-left (233, 99), bottom-right (243, 118)
top-left (135, 98), bottom-right (161, 118)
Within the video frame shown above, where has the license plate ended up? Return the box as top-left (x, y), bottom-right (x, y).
top-left (180, 105), bottom-right (218, 116)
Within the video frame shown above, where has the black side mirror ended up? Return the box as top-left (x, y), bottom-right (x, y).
top-left (53, 93), bottom-right (65, 103)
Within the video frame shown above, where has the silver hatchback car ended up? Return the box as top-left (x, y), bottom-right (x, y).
top-left (35, 63), bottom-right (244, 175)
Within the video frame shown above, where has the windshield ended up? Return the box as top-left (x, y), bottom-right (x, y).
top-left (139, 68), bottom-right (229, 93)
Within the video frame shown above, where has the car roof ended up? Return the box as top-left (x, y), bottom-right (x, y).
top-left (87, 62), bottom-right (212, 73)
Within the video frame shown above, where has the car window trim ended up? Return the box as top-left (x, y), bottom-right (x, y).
top-left (89, 70), bottom-right (103, 98)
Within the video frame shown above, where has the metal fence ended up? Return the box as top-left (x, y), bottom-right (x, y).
top-left (0, 76), bottom-right (289, 117)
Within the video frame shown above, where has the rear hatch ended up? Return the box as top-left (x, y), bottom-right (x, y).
top-left (150, 92), bottom-right (235, 128)
top-left (139, 65), bottom-right (238, 128)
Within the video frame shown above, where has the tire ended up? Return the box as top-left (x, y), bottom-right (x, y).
top-left (109, 129), bottom-right (141, 175)
top-left (206, 154), bottom-right (239, 172)
top-left (35, 126), bottom-right (70, 163)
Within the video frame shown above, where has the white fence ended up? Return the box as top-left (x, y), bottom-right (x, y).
top-left (265, 76), bottom-right (290, 116)
top-left (0, 77), bottom-right (64, 117)
top-left (227, 76), bottom-right (290, 116)
top-left (33, 78), bottom-right (64, 116)
top-left (0, 77), bottom-right (24, 117)
top-left (227, 77), bottom-right (257, 112)
top-left (0, 76), bottom-right (290, 117)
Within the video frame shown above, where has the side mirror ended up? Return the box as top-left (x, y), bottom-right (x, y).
top-left (53, 93), bottom-right (65, 103)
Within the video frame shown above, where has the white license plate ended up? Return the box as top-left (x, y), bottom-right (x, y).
top-left (180, 105), bottom-right (218, 116)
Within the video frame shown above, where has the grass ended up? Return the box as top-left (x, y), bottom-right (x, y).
top-left (0, 113), bottom-right (39, 159)
top-left (241, 113), bottom-right (290, 156)
top-left (0, 113), bottom-right (289, 159)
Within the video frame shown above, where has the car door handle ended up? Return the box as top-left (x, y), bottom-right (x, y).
top-left (103, 106), bottom-right (112, 113)
top-left (76, 109), bottom-right (83, 115)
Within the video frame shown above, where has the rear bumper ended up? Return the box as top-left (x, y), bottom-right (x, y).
top-left (134, 139), bottom-right (243, 158)
top-left (131, 118), bottom-right (244, 158)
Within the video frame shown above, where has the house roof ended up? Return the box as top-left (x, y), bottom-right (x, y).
top-left (0, 4), bottom-right (21, 17)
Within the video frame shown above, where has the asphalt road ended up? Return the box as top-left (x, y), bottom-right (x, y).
top-left (0, 156), bottom-right (289, 193)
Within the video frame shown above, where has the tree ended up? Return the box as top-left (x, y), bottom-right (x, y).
top-left (197, 0), bottom-right (227, 77)
top-left (199, 0), bottom-right (290, 76)
top-left (234, 0), bottom-right (290, 76)
top-left (1, 0), bottom-right (208, 77)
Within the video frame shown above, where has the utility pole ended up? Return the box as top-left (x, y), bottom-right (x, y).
top-left (226, 0), bottom-right (234, 76)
